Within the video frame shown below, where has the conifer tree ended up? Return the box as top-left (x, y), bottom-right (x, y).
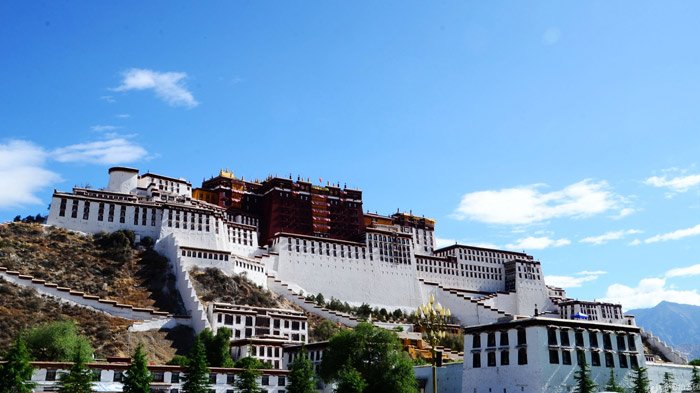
top-left (691, 366), bottom-right (700, 392)
top-left (287, 350), bottom-right (316, 393)
top-left (57, 341), bottom-right (94, 393)
top-left (660, 372), bottom-right (674, 393)
top-left (198, 328), bottom-right (234, 368)
top-left (630, 367), bottom-right (650, 393)
top-left (122, 344), bottom-right (152, 393)
top-left (603, 369), bottom-right (625, 393)
top-left (182, 337), bottom-right (210, 393)
top-left (234, 357), bottom-right (263, 393)
top-left (0, 336), bottom-right (36, 393)
top-left (573, 359), bottom-right (596, 393)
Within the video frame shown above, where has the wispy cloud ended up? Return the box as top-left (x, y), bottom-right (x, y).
top-left (665, 264), bottom-right (700, 278)
top-left (90, 125), bottom-right (121, 132)
top-left (115, 114), bottom-right (131, 119)
top-left (645, 170), bottom-right (700, 194)
top-left (580, 229), bottom-right (642, 245)
top-left (0, 140), bottom-right (61, 209)
top-left (100, 95), bottom-right (116, 103)
top-left (112, 68), bottom-right (198, 108)
top-left (643, 224), bottom-right (700, 244)
top-left (52, 138), bottom-right (148, 165)
top-left (452, 180), bottom-right (629, 225)
top-left (506, 236), bottom-right (570, 250)
top-left (546, 270), bottom-right (606, 289)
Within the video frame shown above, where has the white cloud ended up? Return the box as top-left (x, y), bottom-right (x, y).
top-left (542, 28), bottom-right (562, 45)
top-left (612, 207), bottom-right (635, 219)
top-left (115, 114), bottom-right (131, 119)
top-left (602, 278), bottom-right (700, 310)
top-left (100, 95), bottom-right (116, 103)
top-left (90, 125), bottom-right (120, 132)
top-left (580, 229), bottom-right (642, 245)
top-left (643, 224), bottom-right (700, 244)
top-left (0, 140), bottom-right (61, 209)
top-left (546, 271), bottom-right (606, 289)
top-left (665, 264), bottom-right (700, 278)
top-left (113, 68), bottom-right (198, 108)
top-left (628, 239), bottom-right (642, 246)
top-left (645, 173), bottom-right (700, 193)
top-left (452, 180), bottom-right (628, 225)
top-left (506, 236), bottom-right (570, 250)
top-left (51, 138), bottom-right (148, 165)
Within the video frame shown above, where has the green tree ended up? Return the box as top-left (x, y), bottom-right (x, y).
top-left (573, 359), bottom-right (596, 393)
top-left (603, 369), bottom-right (625, 393)
top-left (57, 340), bottom-right (93, 393)
top-left (167, 355), bottom-right (189, 366)
top-left (122, 344), bottom-right (152, 393)
top-left (0, 336), bottom-right (36, 393)
top-left (319, 322), bottom-right (418, 393)
top-left (234, 356), bottom-right (263, 393)
top-left (198, 328), bottom-right (234, 368)
top-left (315, 293), bottom-right (325, 306)
top-left (335, 366), bottom-right (366, 393)
top-left (630, 367), bottom-right (650, 393)
top-left (287, 350), bottom-right (316, 393)
top-left (312, 320), bottom-right (340, 342)
top-left (23, 320), bottom-right (94, 362)
top-left (182, 337), bottom-right (210, 393)
top-left (660, 372), bottom-right (674, 393)
top-left (691, 366), bottom-right (700, 391)
top-left (689, 359), bottom-right (700, 366)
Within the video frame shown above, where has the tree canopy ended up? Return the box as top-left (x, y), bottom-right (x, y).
top-left (573, 359), bottom-right (596, 393)
top-left (0, 336), bottom-right (36, 393)
top-left (23, 320), bottom-right (93, 362)
top-left (691, 366), bottom-right (700, 392)
top-left (198, 328), bottom-right (234, 368)
top-left (234, 356), bottom-right (264, 393)
top-left (122, 344), bottom-right (152, 393)
top-left (630, 367), bottom-right (650, 393)
top-left (182, 337), bottom-right (210, 393)
top-left (57, 340), bottom-right (94, 393)
top-left (319, 322), bottom-right (418, 393)
top-left (287, 350), bottom-right (316, 393)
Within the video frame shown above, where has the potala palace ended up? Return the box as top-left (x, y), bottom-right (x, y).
top-left (41, 166), bottom-right (696, 392)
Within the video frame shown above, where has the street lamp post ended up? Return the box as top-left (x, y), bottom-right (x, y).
top-left (415, 294), bottom-right (451, 393)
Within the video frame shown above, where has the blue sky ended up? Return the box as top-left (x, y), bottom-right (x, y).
top-left (2, 1), bottom-right (700, 310)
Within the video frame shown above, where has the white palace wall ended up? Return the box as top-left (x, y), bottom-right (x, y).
top-left (268, 238), bottom-right (422, 310)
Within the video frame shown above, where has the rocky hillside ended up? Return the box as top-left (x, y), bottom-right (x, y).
top-left (0, 223), bottom-right (184, 313)
top-left (0, 277), bottom-right (191, 362)
top-left (628, 301), bottom-right (700, 360)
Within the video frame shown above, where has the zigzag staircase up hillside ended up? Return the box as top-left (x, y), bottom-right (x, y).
top-left (419, 279), bottom-right (513, 326)
top-left (0, 265), bottom-right (188, 331)
top-left (266, 274), bottom-right (361, 327)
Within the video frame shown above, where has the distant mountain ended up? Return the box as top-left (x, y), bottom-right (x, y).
top-left (628, 301), bottom-right (700, 361)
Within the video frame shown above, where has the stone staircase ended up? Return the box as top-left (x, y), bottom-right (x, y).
top-left (0, 265), bottom-right (189, 326)
top-left (419, 279), bottom-right (512, 326)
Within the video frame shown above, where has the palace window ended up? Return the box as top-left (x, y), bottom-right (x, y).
top-left (472, 334), bottom-right (481, 349)
top-left (562, 350), bottom-right (572, 365)
top-left (560, 330), bottom-right (570, 347)
top-left (472, 353), bottom-right (481, 368)
top-left (616, 335), bottom-right (627, 351)
top-left (500, 350), bottom-right (509, 365)
top-left (591, 351), bottom-right (601, 367)
top-left (487, 351), bottom-right (496, 367)
top-left (548, 328), bottom-right (558, 346)
top-left (71, 199), bottom-right (78, 218)
top-left (589, 332), bottom-right (599, 348)
top-left (83, 201), bottom-right (90, 220)
top-left (618, 353), bottom-right (628, 368)
top-left (605, 352), bottom-right (614, 368)
top-left (59, 198), bottom-right (67, 217)
top-left (500, 331), bottom-right (509, 346)
top-left (549, 349), bottom-right (559, 364)
top-left (517, 328), bottom-right (526, 346)
top-left (517, 348), bottom-right (527, 365)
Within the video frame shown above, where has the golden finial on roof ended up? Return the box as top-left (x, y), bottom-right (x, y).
top-left (219, 169), bottom-right (235, 179)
